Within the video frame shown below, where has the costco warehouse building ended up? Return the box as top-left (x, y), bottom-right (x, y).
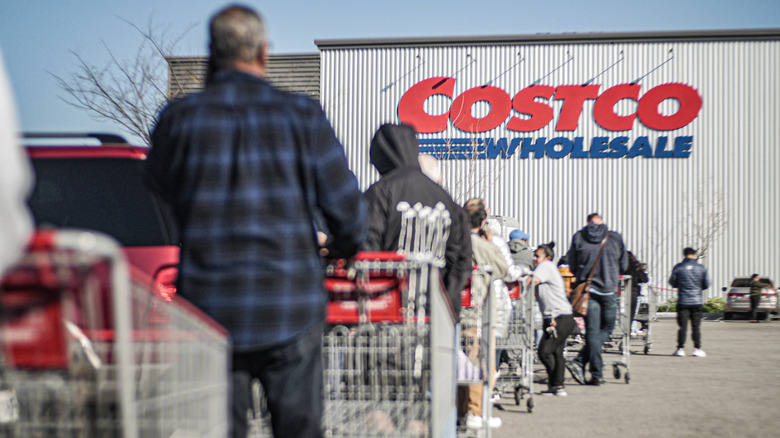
top-left (168, 29), bottom-right (780, 300)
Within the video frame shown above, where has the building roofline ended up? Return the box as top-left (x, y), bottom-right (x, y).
top-left (316, 28), bottom-right (780, 50)
top-left (166, 53), bottom-right (319, 62)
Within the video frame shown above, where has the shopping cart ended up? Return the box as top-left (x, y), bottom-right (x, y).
top-left (251, 202), bottom-right (459, 438)
top-left (322, 202), bottom-right (457, 438)
top-left (324, 252), bottom-right (407, 325)
top-left (633, 285), bottom-right (658, 354)
top-left (321, 262), bottom-right (457, 432)
top-left (493, 280), bottom-right (535, 411)
top-left (0, 229), bottom-right (230, 437)
top-left (323, 255), bottom-right (431, 438)
top-left (457, 264), bottom-right (504, 438)
top-left (604, 275), bottom-right (633, 383)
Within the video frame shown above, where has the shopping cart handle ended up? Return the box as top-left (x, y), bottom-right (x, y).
top-left (352, 251), bottom-right (407, 261)
top-left (26, 229), bottom-right (57, 251)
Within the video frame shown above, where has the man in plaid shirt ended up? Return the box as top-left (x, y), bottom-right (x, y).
top-left (145, 5), bottom-right (366, 437)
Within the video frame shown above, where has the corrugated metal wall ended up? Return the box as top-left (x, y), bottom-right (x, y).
top-left (320, 35), bottom-right (780, 302)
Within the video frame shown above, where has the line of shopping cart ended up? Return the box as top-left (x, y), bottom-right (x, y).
top-left (0, 229), bottom-right (230, 438)
top-left (249, 202), bottom-right (532, 437)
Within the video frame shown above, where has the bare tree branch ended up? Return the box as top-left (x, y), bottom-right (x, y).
top-left (682, 178), bottom-right (729, 263)
top-left (50, 16), bottom-right (193, 146)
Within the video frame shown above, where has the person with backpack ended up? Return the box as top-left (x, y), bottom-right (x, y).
top-left (564, 213), bottom-right (627, 386)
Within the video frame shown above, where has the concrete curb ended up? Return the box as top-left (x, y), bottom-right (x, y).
top-left (655, 312), bottom-right (723, 320)
top-left (655, 312), bottom-right (780, 321)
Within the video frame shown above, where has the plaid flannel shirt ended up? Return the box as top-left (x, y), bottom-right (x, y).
top-left (146, 70), bottom-right (366, 350)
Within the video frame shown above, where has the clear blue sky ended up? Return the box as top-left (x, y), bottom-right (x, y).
top-left (1, 0), bottom-right (778, 145)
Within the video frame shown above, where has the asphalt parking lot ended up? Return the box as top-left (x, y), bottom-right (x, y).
top-left (490, 315), bottom-right (780, 438)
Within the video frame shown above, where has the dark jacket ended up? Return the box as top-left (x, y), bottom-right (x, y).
top-left (363, 124), bottom-right (472, 315)
top-left (750, 280), bottom-right (772, 297)
top-left (624, 252), bottom-right (649, 292)
top-left (566, 223), bottom-right (628, 294)
top-left (668, 258), bottom-right (710, 306)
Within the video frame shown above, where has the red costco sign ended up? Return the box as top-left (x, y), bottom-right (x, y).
top-left (398, 77), bottom-right (702, 134)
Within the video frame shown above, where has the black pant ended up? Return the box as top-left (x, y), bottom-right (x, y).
top-left (231, 323), bottom-right (324, 438)
top-left (538, 314), bottom-right (575, 388)
top-left (676, 305), bottom-right (703, 349)
top-left (750, 295), bottom-right (762, 320)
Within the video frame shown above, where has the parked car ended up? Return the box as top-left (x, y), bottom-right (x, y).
top-left (23, 133), bottom-right (179, 296)
top-left (722, 277), bottom-right (777, 321)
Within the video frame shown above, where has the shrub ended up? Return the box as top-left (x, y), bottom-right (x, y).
top-left (657, 297), bottom-right (677, 312)
top-left (657, 297), bottom-right (725, 313)
top-left (704, 297), bottom-right (726, 313)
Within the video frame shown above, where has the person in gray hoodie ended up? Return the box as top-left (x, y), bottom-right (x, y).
top-left (508, 229), bottom-right (534, 270)
top-left (564, 213), bottom-right (627, 386)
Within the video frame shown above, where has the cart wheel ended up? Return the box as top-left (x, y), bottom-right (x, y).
top-left (625, 372), bottom-right (630, 384)
top-left (527, 397), bottom-right (534, 413)
top-left (514, 388), bottom-right (521, 406)
top-left (613, 365), bottom-right (621, 380)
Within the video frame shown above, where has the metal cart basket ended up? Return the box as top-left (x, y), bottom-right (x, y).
top-left (0, 229), bottom-right (230, 437)
top-left (604, 275), bottom-right (633, 383)
top-left (494, 281), bottom-right (535, 411)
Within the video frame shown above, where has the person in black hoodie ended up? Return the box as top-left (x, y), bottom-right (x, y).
top-left (564, 213), bottom-right (628, 386)
top-left (363, 123), bottom-right (472, 315)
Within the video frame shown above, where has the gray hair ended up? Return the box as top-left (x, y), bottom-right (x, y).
top-left (209, 4), bottom-right (267, 69)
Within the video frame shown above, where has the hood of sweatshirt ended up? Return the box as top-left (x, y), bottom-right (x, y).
top-left (369, 124), bottom-right (421, 176)
top-left (582, 223), bottom-right (609, 244)
top-left (508, 239), bottom-right (530, 253)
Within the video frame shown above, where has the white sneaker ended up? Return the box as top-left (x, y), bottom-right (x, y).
top-left (491, 391), bottom-right (502, 403)
top-left (692, 348), bottom-right (707, 357)
top-left (465, 413), bottom-right (502, 429)
top-left (465, 414), bottom-right (483, 430)
top-left (673, 348), bottom-right (685, 357)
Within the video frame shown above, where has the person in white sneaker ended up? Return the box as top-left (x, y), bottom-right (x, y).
top-left (526, 243), bottom-right (575, 397)
top-left (459, 199), bottom-right (507, 431)
top-left (669, 247), bottom-right (710, 358)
